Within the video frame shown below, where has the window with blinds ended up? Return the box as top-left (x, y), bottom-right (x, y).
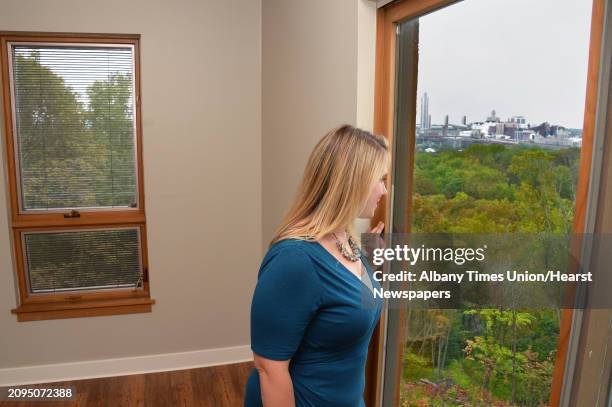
top-left (24, 227), bottom-right (142, 293)
top-left (10, 45), bottom-right (138, 212)
top-left (1, 33), bottom-right (152, 321)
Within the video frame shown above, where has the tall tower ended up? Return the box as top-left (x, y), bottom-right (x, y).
top-left (420, 93), bottom-right (430, 129)
top-left (487, 109), bottom-right (499, 122)
top-left (443, 115), bottom-right (449, 137)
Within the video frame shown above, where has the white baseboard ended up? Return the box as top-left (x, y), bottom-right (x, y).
top-left (0, 344), bottom-right (253, 387)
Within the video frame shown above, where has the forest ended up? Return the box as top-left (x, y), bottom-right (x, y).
top-left (400, 143), bottom-right (581, 406)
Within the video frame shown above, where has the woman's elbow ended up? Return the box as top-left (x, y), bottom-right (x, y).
top-left (253, 353), bottom-right (290, 378)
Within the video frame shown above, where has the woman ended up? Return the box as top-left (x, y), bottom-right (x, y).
top-left (244, 124), bottom-right (389, 407)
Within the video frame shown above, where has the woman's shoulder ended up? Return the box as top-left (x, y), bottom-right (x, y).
top-left (265, 238), bottom-right (317, 261)
top-left (268, 237), bottom-right (317, 254)
top-left (259, 238), bottom-right (320, 276)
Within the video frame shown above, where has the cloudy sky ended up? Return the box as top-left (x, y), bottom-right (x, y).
top-left (415, 0), bottom-right (592, 129)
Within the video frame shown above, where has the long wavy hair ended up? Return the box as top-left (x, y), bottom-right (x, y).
top-left (269, 124), bottom-right (389, 248)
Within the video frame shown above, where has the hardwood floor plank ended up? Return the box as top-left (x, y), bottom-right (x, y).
top-left (0, 362), bottom-right (253, 407)
top-left (144, 371), bottom-right (172, 407)
top-left (169, 369), bottom-right (194, 407)
top-left (191, 365), bottom-right (219, 407)
top-left (103, 373), bottom-right (144, 407)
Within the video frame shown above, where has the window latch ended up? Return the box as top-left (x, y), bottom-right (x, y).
top-left (64, 209), bottom-right (81, 218)
top-left (134, 267), bottom-right (147, 290)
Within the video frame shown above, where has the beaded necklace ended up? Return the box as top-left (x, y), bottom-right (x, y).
top-left (330, 230), bottom-right (361, 262)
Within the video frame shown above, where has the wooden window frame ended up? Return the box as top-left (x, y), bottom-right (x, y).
top-left (0, 32), bottom-right (154, 322)
top-left (364, 0), bottom-right (605, 406)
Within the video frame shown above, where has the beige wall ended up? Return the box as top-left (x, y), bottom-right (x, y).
top-left (355, 0), bottom-right (378, 236)
top-left (262, 0), bottom-right (377, 249)
top-left (357, 0), bottom-right (377, 131)
top-left (0, 0), bottom-right (262, 368)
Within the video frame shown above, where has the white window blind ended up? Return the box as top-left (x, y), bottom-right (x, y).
top-left (10, 44), bottom-right (138, 212)
top-left (23, 228), bottom-right (142, 293)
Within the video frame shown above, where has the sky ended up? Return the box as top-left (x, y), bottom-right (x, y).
top-left (415, 0), bottom-right (592, 129)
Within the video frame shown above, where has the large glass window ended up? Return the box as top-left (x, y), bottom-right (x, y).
top-left (373, 1), bottom-right (596, 405)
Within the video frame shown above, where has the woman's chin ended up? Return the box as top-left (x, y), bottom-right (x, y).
top-left (356, 206), bottom-right (378, 219)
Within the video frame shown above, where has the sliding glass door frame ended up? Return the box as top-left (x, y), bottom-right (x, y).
top-left (366, 0), bottom-right (609, 405)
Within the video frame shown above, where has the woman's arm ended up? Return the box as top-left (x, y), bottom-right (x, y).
top-left (249, 247), bottom-right (322, 406)
top-left (253, 353), bottom-right (295, 407)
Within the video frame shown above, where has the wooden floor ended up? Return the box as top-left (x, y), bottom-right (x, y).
top-left (1, 361), bottom-right (254, 407)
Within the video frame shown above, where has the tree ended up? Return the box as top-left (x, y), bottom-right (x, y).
top-left (13, 54), bottom-right (136, 209)
top-left (86, 73), bottom-right (137, 207)
top-left (13, 52), bottom-right (87, 209)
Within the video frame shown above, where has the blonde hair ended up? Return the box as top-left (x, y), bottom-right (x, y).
top-left (269, 124), bottom-right (389, 248)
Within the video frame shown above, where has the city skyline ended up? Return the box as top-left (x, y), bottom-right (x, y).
top-left (416, 94), bottom-right (581, 129)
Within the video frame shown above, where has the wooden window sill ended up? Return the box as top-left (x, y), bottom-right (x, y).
top-left (11, 297), bottom-right (156, 322)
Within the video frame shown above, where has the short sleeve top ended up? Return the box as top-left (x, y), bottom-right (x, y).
top-left (244, 238), bottom-right (383, 407)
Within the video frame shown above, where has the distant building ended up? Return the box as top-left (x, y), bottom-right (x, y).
top-left (420, 93), bottom-right (430, 129)
top-left (495, 123), bottom-right (505, 137)
top-left (509, 115), bottom-right (526, 124)
top-left (470, 121), bottom-right (493, 137)
top-left (459, 129), bottom-right (482, 138)
top-left (532, 133), bottom-right (581, 147)
top-left (486, 109), bottom-right (500, 123)
top-left (508, 115), bottom-right (529, 129)
top-left (515, 129), bottom-right (537, 141)
top-left (568, 137), bottom-right (582, 147)
top-left (532, 122), bottom-right (569, 137)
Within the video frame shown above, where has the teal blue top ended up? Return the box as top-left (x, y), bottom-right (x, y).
top-left (244, 238), bottom-right (383, 407)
